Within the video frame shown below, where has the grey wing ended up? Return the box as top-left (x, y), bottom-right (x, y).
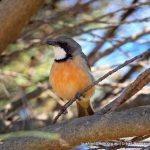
top-left (81, 52), bottom-right (91, 69)
top-left (81, 52), bottom-right (95, 81)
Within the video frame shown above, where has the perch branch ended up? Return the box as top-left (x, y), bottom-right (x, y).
top-left (98, 67), bottom-right (150, 115)
top-left (1, 106), bottom-right (150, 150)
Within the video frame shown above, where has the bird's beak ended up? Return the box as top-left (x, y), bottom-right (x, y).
top-left (47, 40), bottom-right (58, 46)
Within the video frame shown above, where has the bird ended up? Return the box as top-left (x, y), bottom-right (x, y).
top-left (47, 36), bottom-right (95, 117)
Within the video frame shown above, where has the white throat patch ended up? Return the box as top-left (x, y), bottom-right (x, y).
top-left (52, 46), bottom-right (67, 60)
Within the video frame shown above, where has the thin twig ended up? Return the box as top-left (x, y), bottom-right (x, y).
top-left (53, 49), bottom-right (150, 123)
top-left (88, 0), bottom-right (147, 64)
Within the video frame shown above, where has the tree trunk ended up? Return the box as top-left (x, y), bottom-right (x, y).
top-left (0, 0), bottom-right (45, 54)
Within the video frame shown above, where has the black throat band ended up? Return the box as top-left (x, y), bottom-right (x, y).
top-left (54, 53), bottom-right (72, 63)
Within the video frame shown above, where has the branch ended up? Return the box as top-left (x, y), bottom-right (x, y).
top-left (88, 0), bottom-right (143, 65)
top-left (2, 25), bottom-right (149, 67)
top-left (116, 94), bottom-right (150, 111)
top-left (19, 0), bottom-right (99, 38)
top-left (118, 64), bottom-right (142, 82)
top-left (99, 67), bottom-right (150, 115)
top-left (89, 27), bottom-right (150, 65)
top-left (53, 49), bottom-right (150, 123)
top-left (120, 0), bottom-right (139, 21)
top-left (1, 106), bottom-right (150, 149)
top-left (0, 0), bottom-right (45, 54)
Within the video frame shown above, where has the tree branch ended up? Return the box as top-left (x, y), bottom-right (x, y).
top-left (88, 0), bottom-right (142, 65)
top-left (116, 94), bottom-right (150, 111)
top-left (98, 67), bottom-right (150, 114)
top-left (1, 106), bottom-right (150, 149)
top-left (89, 27), bottom-right (150, 65)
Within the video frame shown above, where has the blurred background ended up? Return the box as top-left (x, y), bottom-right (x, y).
top-left (0, 0), bottom-right (150, 149)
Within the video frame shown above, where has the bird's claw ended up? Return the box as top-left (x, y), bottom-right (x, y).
top-left (75, 92), bottom-right (83, 101)
top-left (61, 105), bottom-right (68, 114)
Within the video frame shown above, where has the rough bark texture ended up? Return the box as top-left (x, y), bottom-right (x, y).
top-left (0, 0), bottom-right (45, 54)
top-left (1, 106), bottom-right (150, 150)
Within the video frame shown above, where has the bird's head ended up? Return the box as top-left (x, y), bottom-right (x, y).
top-left (47, 36), bottom-right (81, 62)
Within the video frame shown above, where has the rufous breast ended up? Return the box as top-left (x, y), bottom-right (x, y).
top-left (49, 56), bottom-right (94, 100)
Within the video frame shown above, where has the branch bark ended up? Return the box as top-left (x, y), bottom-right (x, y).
top-left (99, 67), bottom-right (150, 114)
top-left (1, 106), bottom-right (150, 150)
top-left (0, 0), bottom-right (45, 54)
top-left (116, 94), bottom-right (150, 111)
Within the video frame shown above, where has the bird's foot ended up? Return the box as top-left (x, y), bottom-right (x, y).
top-left (75, 92), bottom-right (85, 101)
top-left (61, 105), bottom-right (68, 114)
top-left (63, 110), bottom-right (68, 115)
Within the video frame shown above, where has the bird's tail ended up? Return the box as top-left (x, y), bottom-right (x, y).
top-left (77, 102), bottom-right (94, 117)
